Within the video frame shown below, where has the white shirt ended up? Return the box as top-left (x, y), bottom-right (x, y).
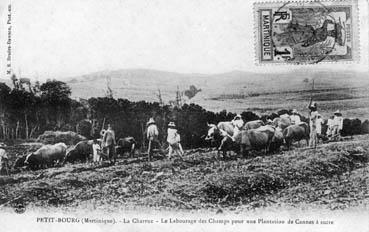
top-left (0, 149), bottom-right (6, 158)
top-left (310, 111), bottom-right (319, 129)
top-left (167, 128), bottom-right (180, 144)
top-left (290, 114), bottom-right (301, 124)
top-left (333, 116), bottom-right (343, 130)
top-left (92, 144), bottom-right (101, 156)
top-left (327, 118), bottom-right (334, 128)
top-left (147, 124), bottom-right (159, 139)
top-left (0, 149), bottom-right (8, 167)
top-left (316, 118), bottom-right (323, 134)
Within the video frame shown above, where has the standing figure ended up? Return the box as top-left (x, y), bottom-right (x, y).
top-left (316, 114), bottom-right (324, 143)
top-left (92, 139), bottom-right (101, 165)
top-left (231, 114), bottom-right (244, 142)
top-left (146, 117), bottom-right (159, 161)
top-left (0, 149), bottom-right (9, 176)
top-left (290, 109), bottom-right (301, 125)
top-left (274, 19), bottom-right (343, 48)
top-left (166, 122), bottom-right (184, 159)
top-left (326, 116), bottom-right (335, 137)
top-left (331, 110), bottom-right (343, 140)
top-left (308, 102), bottom-right (319, 148)
top-left (102, 124), bottom-right (116, 164)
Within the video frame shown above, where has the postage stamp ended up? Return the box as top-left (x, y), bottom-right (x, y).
top-left (254, 0), bottom-right (359, 64)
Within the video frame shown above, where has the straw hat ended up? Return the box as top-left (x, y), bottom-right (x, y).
top-left (147, 117), bottom-right (156, 125)
top-left (168, 122), bottom-right (176, 127)
top-left (334, 110), bottom-right (342, 116)
top-left (234, 114), bottom-right (242, 120)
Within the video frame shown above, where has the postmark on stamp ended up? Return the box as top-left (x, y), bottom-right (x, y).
top-left (255, 0), bottom-right (359, 64)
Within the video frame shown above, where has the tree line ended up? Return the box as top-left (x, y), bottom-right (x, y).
top-left (0, 76), bottom-right (76, 140)
top-left (0, 76), bottom-right (368, 148)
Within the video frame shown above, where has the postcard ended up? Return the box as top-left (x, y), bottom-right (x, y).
top-left (0, 0), bottom-right (368, 231)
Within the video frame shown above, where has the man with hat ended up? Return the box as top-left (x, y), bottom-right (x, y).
top-left (146, 117), bottom-right (159, 161)
top-left (308, 102), bottom-right (319, 148)
top-left (166, 122), bottom-right (184, 159)
top-left (101, 124), bottom-right (116, 164)
top-left (290, 109), bottom-right (301, 125)
top-left (331, 110), bottom-right (343, 139)
top-left (231, 114), bottom-right (244, 142)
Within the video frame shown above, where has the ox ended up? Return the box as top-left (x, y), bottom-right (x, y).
top-left (205, 121), bottom-right (235, 158)
top-left (116, 137), bottom-right (137, 158)
top-left (13, 154), bottom-right (28, 170)
top-left (273, 117), bottom-right (291, 130)
top-left (283, 122), bottom-right (310, 149)
top-left (239, 125), bottom-right (279, 157)
top-left (206, 120), bottom-right (268, 158)
top-left (63, 140), bottom-right (92, 164)
top-left (269, 127), bottom-right (284, 152)
top-left (25, 143), bottom-right (67, 170)
top-left (243, 120), bottom-right (265, 130)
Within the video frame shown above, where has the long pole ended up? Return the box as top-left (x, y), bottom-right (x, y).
top-left (308, 78), bottom-right (315, 108)
top-left (311, 79), bottom-right (315, 99)
top-left (100, 117), bottom-right (106, 138)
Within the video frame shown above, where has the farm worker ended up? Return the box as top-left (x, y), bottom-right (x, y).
top-left (102, 124), bottom-right (116, 164)
top-left (0, 149), bottom-right (9, 176)
top-left (166, 122), bottom-right (184, 159)
top-left (290, 109), bottom-right (301, 125)
top-left (92, 139), bottom-right (101, 165)
top-left (308, 102), bottom-right (319, 148)
top-left (316, 114), bottom-right (324, 142)
top-left (231, 114), bottom-right (244, 141)
top-left (146, 117), bottom-right (159, 161)
top-left (326, 116), bottom-right (334, 137)
top-left (332, 110), bottom-right (343, 138)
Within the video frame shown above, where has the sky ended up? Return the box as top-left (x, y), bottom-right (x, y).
top-left (0, 0), bottom-right (368, 80)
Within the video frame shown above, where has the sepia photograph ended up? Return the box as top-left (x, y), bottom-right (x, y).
top-left (0, 0), bottom-right (368, 231)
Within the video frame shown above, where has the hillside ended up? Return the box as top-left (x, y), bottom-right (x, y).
top-left (65, 69), bottom-right (369, 118)
top-left (2, 69), bottom-right (369, 119)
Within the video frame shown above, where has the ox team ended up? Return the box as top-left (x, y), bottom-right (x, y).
top-left (205, 102), bottom-right (344, 158)
top-left (2, 119), bottom-right (184, 172)
top-left (1, 104), bottom-right (345, 172)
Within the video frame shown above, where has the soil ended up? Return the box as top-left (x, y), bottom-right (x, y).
top-left (0, 135), bottom-right (368, 213)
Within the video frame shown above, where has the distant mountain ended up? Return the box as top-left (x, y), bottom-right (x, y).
top-left (2, 68), bottom-right (368, 114)
top-left (65, 69), bottom-right (211, 102)
top-left (65, 68), bottom-right (368, 98)
top-left (64, 68), bottom-right (369, 114)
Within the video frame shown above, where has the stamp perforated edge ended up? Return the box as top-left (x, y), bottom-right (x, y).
top-left (253, 0), bottom-right (360, 66)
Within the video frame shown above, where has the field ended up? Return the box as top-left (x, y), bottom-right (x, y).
top-left (1, 135), bottom-right (368, 214)
top-left (2, 69), bottom-right (368, 119)
top-left (1, 68), bottom-right (368, 215)
top-left (65, 69), bottom-right (369, 120)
